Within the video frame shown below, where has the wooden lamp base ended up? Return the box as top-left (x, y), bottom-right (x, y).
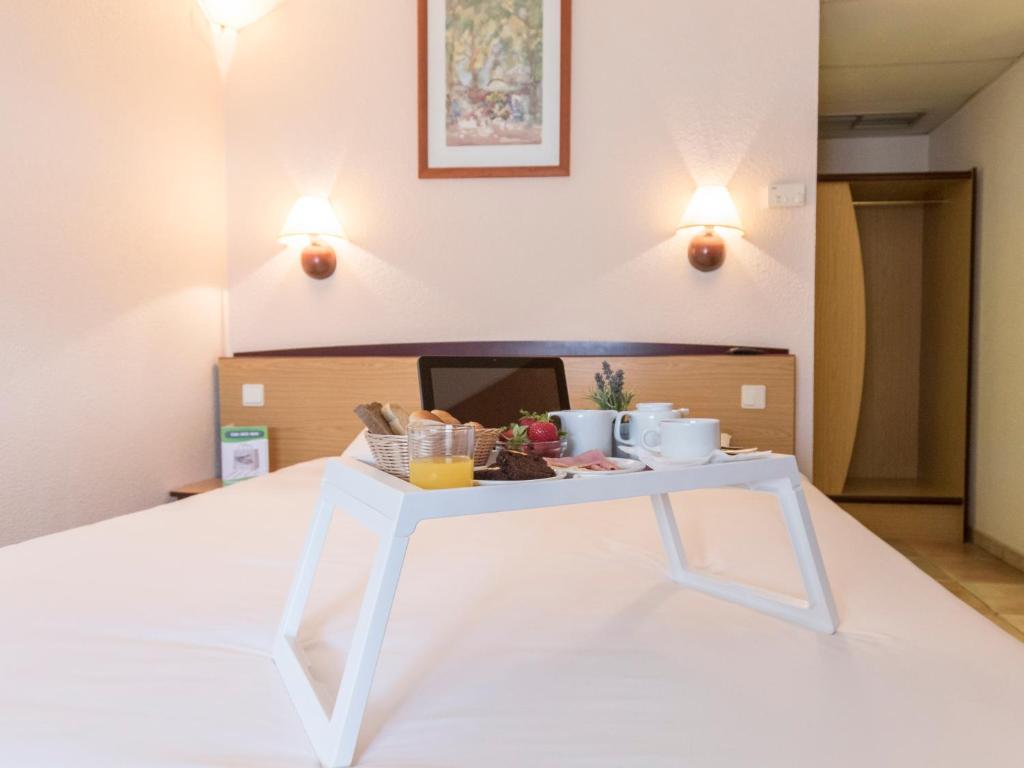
top-left (301, 242), bottom-right (337, 279)
top-left (688, 229), bottom-right (726, 272)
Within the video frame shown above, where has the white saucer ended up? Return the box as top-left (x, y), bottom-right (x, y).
top-left (564, 457), bottom-right (646, 477)
top-left (638, 449), bottom-right (773, 471)
top-left (637, 450), bottom-right (713, 471)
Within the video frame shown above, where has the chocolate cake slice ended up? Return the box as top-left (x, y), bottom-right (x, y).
top-left (497, 449), bottom-right (556, 481)
top-left (473, 466), bottom-right (506, 482)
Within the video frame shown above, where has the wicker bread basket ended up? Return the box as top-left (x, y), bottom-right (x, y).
top-left (366, 428), bottom-right (501, 479)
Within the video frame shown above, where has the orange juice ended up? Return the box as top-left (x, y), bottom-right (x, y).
top-left (409, 456), bottom-right (474, 489)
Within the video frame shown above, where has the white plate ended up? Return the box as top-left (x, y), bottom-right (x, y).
top-left (474, 468), bottom-right (569, 486)
top-left (563, 458), bottom-right (646, 477)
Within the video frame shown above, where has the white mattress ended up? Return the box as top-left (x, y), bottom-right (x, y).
top-left (2, 458), bottom-right (1022, 767)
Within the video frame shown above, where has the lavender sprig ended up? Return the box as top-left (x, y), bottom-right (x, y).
top-left (587, 360), bottom-right (634, 411)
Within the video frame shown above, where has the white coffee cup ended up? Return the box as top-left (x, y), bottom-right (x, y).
top-left (640, 418), bottom-right (720, 462)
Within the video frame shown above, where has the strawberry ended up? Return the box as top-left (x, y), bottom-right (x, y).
top-left (527, 420), bottom-right (558, 443)
top-left (518, 409), bottom-right (551, 428)
top-left (503, 424), bottom-right (530, 448)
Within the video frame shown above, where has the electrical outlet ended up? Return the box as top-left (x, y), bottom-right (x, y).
top-left (741, 385), bottom-right (766, 409)
top-left (242, 383), bottom-right (264, 407)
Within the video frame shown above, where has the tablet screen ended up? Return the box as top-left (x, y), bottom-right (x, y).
top-left (418, 357), bottom-right (570, 428)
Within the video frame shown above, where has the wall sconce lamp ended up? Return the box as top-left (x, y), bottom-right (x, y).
top-left (678, 186), bottom-right (744, 272)
top-left (195, 0), bottom-right (283, 75)
top-left (278, 196), bottom-right (345, 280)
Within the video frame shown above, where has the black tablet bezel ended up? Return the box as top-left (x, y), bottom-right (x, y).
top-left (417, 356), bottom-right (571, 416)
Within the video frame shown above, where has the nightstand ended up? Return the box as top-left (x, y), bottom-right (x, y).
top-left (169, 478), bottom-right (223, 500)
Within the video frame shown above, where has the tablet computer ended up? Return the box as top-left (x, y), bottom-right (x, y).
top-left (418, 356), bottom-right (570, 428)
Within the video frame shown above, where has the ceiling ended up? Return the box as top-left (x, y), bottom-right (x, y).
top-left (819, 0), bottom-right (1024, 137)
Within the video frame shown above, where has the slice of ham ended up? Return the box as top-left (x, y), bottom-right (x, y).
top-left (546, 450), bottom-right (619, 471)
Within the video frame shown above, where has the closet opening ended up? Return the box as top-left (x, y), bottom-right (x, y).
top-left (814, 171), bottom-right (975, 542)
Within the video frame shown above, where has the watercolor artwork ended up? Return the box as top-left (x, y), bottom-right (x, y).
top-left (445, 0), bottom-right (544, 146)
top-left (419, 0), bottom-right (570, 177)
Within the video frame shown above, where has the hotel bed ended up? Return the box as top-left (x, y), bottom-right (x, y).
top-left (2, 448), bottom-right (1023, 767)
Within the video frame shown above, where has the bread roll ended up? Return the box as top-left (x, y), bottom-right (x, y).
top-left (409, 410), bottom-right (443, 425)
top-left (382, 403), bottom-right (410, 435)
top-left (430, 409), bottom-right (461, 425)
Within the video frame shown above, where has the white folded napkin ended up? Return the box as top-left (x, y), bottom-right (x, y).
top-left (710, 449), bottom-right (773, 463)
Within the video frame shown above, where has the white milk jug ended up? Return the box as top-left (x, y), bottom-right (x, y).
top-left (613, 403), bottom-right (688, 454)
top-left (548, 410), bottom-right (618, 456)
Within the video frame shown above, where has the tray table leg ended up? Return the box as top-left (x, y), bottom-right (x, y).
top-left (323, 530), bottom-right (409, 766)
top-left (651, 493), bottom-right (687, 580)
top-left (279, 499), bottom-right (334, 638)
top-left (753, 475), bottom-right (838, 633)
top-left (273, 492), bottom-right (410, 767)
top-left (649, 475), bottom-right (838, 634)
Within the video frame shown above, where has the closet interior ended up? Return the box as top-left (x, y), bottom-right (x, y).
top-left (814, 171), bottom-right (975, 542)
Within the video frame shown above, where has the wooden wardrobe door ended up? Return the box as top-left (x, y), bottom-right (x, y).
top-left (814, 183), bottom-right (866, 494)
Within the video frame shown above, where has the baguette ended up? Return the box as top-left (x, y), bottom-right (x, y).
top-left (353, 402), bottom-right (393, 435)
top-left (381, 403), bottom-right (410, 435)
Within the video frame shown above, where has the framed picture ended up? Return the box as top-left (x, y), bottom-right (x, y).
top-left (417, 0), bottom-right (572, 178)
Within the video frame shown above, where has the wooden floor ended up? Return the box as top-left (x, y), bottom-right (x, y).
top-left (891, 541), bottom-right (1024, 642)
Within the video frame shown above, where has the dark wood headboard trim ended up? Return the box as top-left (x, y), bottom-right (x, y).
top-left (818, 171), bottom-right (974, 182)
top-left (232, 341), bottom-right (789, 358)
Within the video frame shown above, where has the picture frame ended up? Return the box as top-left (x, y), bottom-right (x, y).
top-left (417, 0), bottom-right (572, 178)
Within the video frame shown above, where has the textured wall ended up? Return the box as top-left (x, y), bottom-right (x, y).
top-left (818, 136), bottom-right (930, 175)
top-left (0, 1), bottom-right (226, 545)
top-left (224, 0), bottom-right (821, 468)
top-left (930, 56), bottom-right (1024, 555)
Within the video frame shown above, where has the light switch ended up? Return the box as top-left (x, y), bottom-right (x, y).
top-left (769, 183), bottom-right (806, 208)
top-left (741, 384), bottom-right (766, 409)
top-left (242, 383), bottom-right (264, 407)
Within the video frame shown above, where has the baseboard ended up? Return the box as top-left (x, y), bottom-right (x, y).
top-left (970, 528), bottom-right (1024, 573)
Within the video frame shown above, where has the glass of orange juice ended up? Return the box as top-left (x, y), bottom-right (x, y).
top-left (407, 423), bottom-right (475, 490)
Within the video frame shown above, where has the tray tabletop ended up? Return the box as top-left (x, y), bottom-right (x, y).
top-left (322, 454), bottom-right (799, 536)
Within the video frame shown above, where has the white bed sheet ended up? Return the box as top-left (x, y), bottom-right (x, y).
top-left (2, 458), bottom-right (1022, 767)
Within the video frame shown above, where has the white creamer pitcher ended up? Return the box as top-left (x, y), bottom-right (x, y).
top-left (548, 410), bottom-right (618, 456)
top-left (614, 403), bottom-right (689, 450)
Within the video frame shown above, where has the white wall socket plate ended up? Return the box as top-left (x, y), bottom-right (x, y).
top-left (741, 384), bottom-right (767, 409)
top-left (769, 183), bottom-right (806, 208)
top-left (242, 383), bottom-right (265, 407)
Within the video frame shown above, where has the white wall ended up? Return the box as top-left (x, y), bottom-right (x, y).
top-left (930, 56), bottom-right (1024, 556)
top-left (0, 1), bottom-right (226, 546)
top-left (225, 0), bottom-right (822, 468)
top-left (818, 136), bottom-right (930, 175)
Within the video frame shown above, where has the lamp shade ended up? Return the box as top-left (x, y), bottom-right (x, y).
top-left (279, 196), bottom-right (345, 242)
top-left (679, 186), bottom-right (744, 234)
top-left (196, 0), bottom-right (283, 30)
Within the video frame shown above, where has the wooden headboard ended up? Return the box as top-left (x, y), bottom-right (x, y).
top-left (218, 342), bottom-right (795, 470)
